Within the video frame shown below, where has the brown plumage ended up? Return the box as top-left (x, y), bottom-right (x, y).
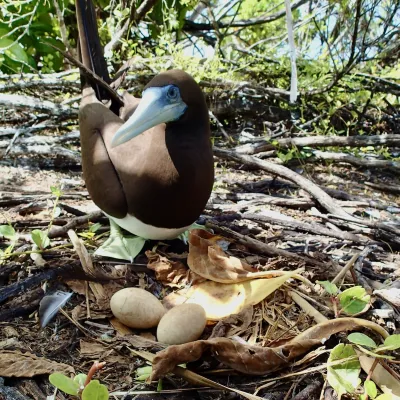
top-left (76, 0), bottom-right (214, 239)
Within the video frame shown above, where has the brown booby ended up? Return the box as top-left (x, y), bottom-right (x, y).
top-left (75, 0), bottom-right (214, 259)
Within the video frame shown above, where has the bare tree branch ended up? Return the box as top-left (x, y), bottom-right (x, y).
top-left (183, 0), bottom-right (308, 31)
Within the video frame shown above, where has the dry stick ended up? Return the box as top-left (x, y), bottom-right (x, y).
top-left (207, 222), bottom-right (327, 268)
top-left (214, 147), bottom-right (350, 218)
top-left (235, 134), bottom-right (400, 155)
top-left (326, 213), bottom-right (400, 236)
top-left (364, 181), bottom-right (400, 195)
top-left (44, 42), bottom-right (124, 107)
top-left (242, 213), bottom-right (372, 245)
top-left (331, 253), bottom-right (360, 285)
top-left (48, 211), bottom-right (103, 238)
top-left (306, 150), bottom-right (400, 172)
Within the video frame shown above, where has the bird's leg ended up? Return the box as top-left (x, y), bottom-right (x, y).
top-left (95, 219), bottom-right (146, 262)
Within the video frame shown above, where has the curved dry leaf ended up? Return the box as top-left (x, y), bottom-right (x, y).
top-left (146, 250), bottom-right (203, 286)
top-left (188, 230), bottom-right (309, 285)
top-left (150, 317), bottom-right (390, 380)
top-left (171, 269), bottom-right (300, 320)
top-left (295, 317), bottom-right (389, 342)
top-left (151, 337), bottom-right (320, 380)
top-left (0, 350), bottom-right (74, 377)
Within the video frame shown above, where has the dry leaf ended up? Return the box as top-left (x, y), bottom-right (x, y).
top-left (151, 337), bottom-right (320, 379)
top-left (146, 250), bottom-right (191, 286)
top-left (80, 340), bottom-right (129, 364)
top-left (0, 350), bottom-right (74, 377)
top-left (110, 317), bottom-right (133, 336)
top-left (188, 230), bottom-right (309, 285)
top-left (166, 269), bottom-right (300, 320)
top-left (131, 348), bottom-right (264, 400)
top-left (209, 306), bottom-right (254, 338)
top-left (151, 317), bottom-right (389, 379)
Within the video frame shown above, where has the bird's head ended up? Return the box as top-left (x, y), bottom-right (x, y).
top-left (111, 69), bottom-right (207, 147)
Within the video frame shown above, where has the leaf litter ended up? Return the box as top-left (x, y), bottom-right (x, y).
top-left (1, 164), bottom-right (400, 399)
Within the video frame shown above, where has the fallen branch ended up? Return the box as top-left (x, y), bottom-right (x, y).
top-left (0, 94), bottom-right (77, 117)
top-left (242, 212), bottom-right (373, 245)
top-left (302, 150), bottom-right (400, 172)
top-left (235, 134), bottom-right (400, 155)
top-left (214, 147), bottom-right (350, 218)
top-left (2, 144), bottom-right (80, 167)
top-left (0, 131), bottom-right (79, 149)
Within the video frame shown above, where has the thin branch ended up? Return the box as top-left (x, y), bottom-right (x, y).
top-left (183, 0), bottom-right (308, 31)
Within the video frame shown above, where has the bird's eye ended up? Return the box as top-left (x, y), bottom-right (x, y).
top-left (167, 86), bottom-right (179, 100)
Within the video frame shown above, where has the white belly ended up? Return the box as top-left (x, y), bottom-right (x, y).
top-left (105, 212), bottom-right (190, 240)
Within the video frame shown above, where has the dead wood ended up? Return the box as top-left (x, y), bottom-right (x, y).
top-left (235, 134), bottom-right (400, 155)
top-left (295, 150), bottom-right (400, 172)
top-left (242, 213), bottom-right (373, 245)
top-left (364, 181), bottom-right (400, 194)
top-left (48, 211), bottom-right (103, 238)
top-left (0, 266), bottom-right (69, 305)
top-left (214, 147), bottom-right (350, 218)
top-left (0, 288), bottom-right (43, 322)
top-left (0, 378), bottom-right (31, 400)
top-left (0, 94), bottom-right (77, 118)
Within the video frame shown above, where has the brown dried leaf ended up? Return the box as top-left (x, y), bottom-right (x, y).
top-left (209, 306), bottom-right (254, 339)
top-left (146, 250), bottom-right (190, 286)
top-left (188, 230), bottom-right (308, 284)
top-left (80, 340), bottom-right (129, 364)
top-left (151, 317), bottom-right (389, 379)
top-left (188, 229), bottom-right (256, 282)
top-left (151, 337), bottom-right (320, 379)
top-left (0, 350), bottom-right (74, 377)
top-left (110, 317), bottom-right (133, 336)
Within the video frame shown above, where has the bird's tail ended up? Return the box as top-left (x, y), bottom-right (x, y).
top-left (75, 0), bottom-right (112, 103)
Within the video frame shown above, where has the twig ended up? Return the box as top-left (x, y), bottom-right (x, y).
top-left (48, 211), bottom-right (103, 238)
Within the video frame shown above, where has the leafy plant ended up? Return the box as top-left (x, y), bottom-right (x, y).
top-left (49, 362), bottom-right (108, 399)
top-left (29, 185), bottom-right (63, 251)
top-left (0, 224), bottom-right (18, 263)
top-left (317, 281), bottom-right (370, 317)
top-left (327, 334), bottom-right (400, 399)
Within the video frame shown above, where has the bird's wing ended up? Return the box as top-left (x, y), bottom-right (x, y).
top-left (79, 87), bottom-right (140, 218)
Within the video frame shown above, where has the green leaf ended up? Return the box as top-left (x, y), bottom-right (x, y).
top-left (50, 185), bottom-right (63, 197)
top-left (135, 366), bottom-right (152, 381)
top-left (348, 333), bottom-right (377, 349)
top-left (375, 394), bottom-right (393, 400)
top-left (338, 286), bottom-right (370, 315)
top-left (89, 223), bottom-right (102, 233)
top-left (0, 225), bottom-right (16, 240)
top-left (317, 280), bottom-right (339, 295)
top-left (327, 344), bottom-right (361, 397)
top-left (49, 373), bottom-right (80, 396)
top-left (82, 380), bottom-right (109, 400)
top-left (364, 380), bottom-right (377, 399)
top-left (382, 334), bottom-right (400, 351)
top-left (0, 36), bottom-right (29, 64)
top-left (31, 229), bottom-right (50, 249)
top-left (73, 373), bottom-right (87, 389)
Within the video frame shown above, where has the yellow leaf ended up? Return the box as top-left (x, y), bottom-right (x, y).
top-left (176, 270), bottom-right (298, 320)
